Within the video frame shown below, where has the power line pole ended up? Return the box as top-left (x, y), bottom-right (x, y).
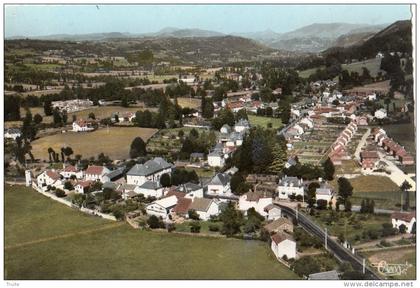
top-left (324, 228), bottom-right (328, 250)
top-left (363, 258), bottom-right (366, 274)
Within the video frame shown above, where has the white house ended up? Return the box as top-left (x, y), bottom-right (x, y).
top-left (84, 165), bottom-right (111, 182)
top-left (134, 181), bottom-right (164, 198)
top-left (391, 212), bottom-right (416, 233)
top-left (271, 232), bottom-right (297, 260)
top-left (292, 124), bottom-right (304, 135)
top-left (4, 128), bottom-right (21, 140)
top-left (75, 180), bottom-right (93, 194)
top-left (126, 157), bottom-right (173, 186)
top-left (277, 176), bottom-right (304, 200)
top-left (207, 173), bottom-right (232, 197)
top-left (374, 108), bottom-right (387, 119)
top-left (178, 182), bottom-right (204, 199)
top-left (264, 204), bottom-right (282, 221)
top-left (208, 150), bottom-right (225, 167)
top-left (146, 195), bottom-right (178, 220)
top-left (300, 117), bottom-right (314, 129)
top-left (239, 191), bottom-right (273, 217)
top-left (188, 198), bottom-right (219, 221)
top-left (234, 119), bottom-right (250, 133)
top-left (60, 165), bottom-right (83, 179)
top-left (316, 187), bottom-right (333, 202)
top-left (367, 93), bottom-right (377, 101)
top-left (72, 120), bottom-right (95, 132)
top-left (220, 124), bottom-right (231, 134)
top-left (37, 170), bottom-right (62, 189)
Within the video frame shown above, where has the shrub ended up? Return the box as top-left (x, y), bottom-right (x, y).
top-left (147, 215), bottom-right (164, 229)
top-left (190, 221), bottom-right (201, 233)
top-left (208, 224), bottom-right (220, 232)
top-left (55, 188), bottom-right (66, 197)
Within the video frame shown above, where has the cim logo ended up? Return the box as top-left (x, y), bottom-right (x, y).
top-left (371, 261), bottom-right (413, 276)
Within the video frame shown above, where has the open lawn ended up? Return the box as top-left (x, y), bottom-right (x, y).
top-left (331, 175), bottom-right (400, 193)
top-left (364, 247), bottom-right (416, 280)
top-left (5, 185), bottom-right (298, 280)
top-left (31, 127), bottom-right (157, 161)
top-left (248, 115), bottom-right (284, 130)
top-left (177, 97), bottom-right (201, 109)
top-left (341, 58), bottom-right (384, 77)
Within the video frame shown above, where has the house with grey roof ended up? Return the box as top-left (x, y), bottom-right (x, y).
top-left (234, 119), bottom-right (250, 133)
top-left (126, 157), bottom-right (173, 186)
top-left (189, 198), bottom-right (219, 220)
top-left (316, 186), bottom-right (333, 202)
top-left (308, 270), bottom-right (340, 280)
top-left (206, 173), bottom-right (233, 197)
top-left (277, 176), bottom-right (304, 200)
top-left (134, 181), bottom-right (164, 198)
top-left (208, 149), bottom-right (225, 168)
top-left (177, 182), bottom-right (203, 199)
top-left (5, 128), bottom-right (21, 140)
top-left (102, 166), bottom-right (125, 183)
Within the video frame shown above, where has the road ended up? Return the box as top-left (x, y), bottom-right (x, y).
top-left (274, 202), bottom-right (381, 280)
top-left (354, 128), bottom-right (371, 161)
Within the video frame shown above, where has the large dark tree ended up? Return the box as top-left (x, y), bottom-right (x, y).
top-left (323, 158), bottom-right (335, 181)
top-left (129, 137), bottom-right (147, 158)
top-left (337, 177), bottom-right (353, 204)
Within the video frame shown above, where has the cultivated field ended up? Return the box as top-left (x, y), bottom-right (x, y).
top-left (31, 127), bottom-right (157, 161)
top-left (177, 97), bottom-right (201, 109)
top-left (5, 185), bottom-right (298, 280)
top-left (248, 115), bottom-right (284, 130)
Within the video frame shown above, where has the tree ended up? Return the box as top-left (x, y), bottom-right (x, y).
top-left (337, 177), bottom-right (353, 204)
top-left (147, 215), bottom-right (163, 229)
top-left (268, 142), bottom-right (287, 174)
top-left (188, 209), bottom-right (200, 220)
top-left (344, 199), bottom-right (352, 212)
top-left (291, 256), bottom-right (321, 277)
top-left (190, 221), bottom-right (201, 233)
top-left (243, 207), bottom-right (264, 234)
top-left (220, 202), bottom-right (243, 236)
top-left (33, 113), bottom-right (43, 124)
top-left (43, 100), bottom-right (52, 116)
top-left (399, 224), bottom-right (407, 234)
top-left (62, 146), bottom-right (74, 160)
top-left (323, 158), bottom-right (335, 181)
top-left (316, 199), bottom-right (328, 210)
top-left (64, 181), bottom-right (74, 190)
top-left (129, 137), bottom-right (147, 158)
top-left (235, 108), bottom-right (248, 121)
top-left (230, 173), bottom-right (250, 196)
top-left (400, 180), bottom-right (412, 211)
top-left (88, 112), bottom-right (96, 120)
top-left (307, 182), bottom-right (320, 207)
top-left (160, 173), bottom-right (171, 187)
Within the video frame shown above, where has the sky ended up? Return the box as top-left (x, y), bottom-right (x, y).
top-left (5, 4), bottom-right (412, 37)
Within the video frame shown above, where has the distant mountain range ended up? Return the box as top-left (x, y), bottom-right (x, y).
top-left (8, 21), bottom-right (407, 55)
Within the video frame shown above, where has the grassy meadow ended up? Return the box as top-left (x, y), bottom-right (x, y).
top-left (5, 185), bottom-right (298, 280)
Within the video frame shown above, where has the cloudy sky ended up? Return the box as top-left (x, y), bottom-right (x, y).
top-left (5, 4), bottom-right (412, 37)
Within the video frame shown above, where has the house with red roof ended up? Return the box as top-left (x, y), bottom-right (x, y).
top-left (36, 170), bottom-right (63, 191)
top-left (271, 232), bottom-right (296, 260)
top-left (85, 165), bottom-right (111, 182)
top-left (72, 119), bottom-right (95, 132)
top-left (360, 150), bottom-right (379, 170)
top-left (75, 180), bottom-right (93, 194)
top-left (60, 164), bottom-right (83, 179)
top-left (391, 212), bottom-right (416, 233)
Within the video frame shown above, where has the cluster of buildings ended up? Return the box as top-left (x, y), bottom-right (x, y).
top-left (372, 128), bottom-right (414, 165)
top-left (282, 116), bottom-right (314, 141)
top-left (72, 119), bottom-right (96, 132)
top-left (208, 119), bottom-right (251, 168)
top-left (51, 99), bottom-right (93, 113)
top-left (328, 121), bottom-right (358, 165)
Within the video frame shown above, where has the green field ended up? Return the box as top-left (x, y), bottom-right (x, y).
top-left (5, 185), bottom-right (298, 280)
top-left (248, 115), bottom-right (284, 129)
top-left (341, 58), bottom-right (383, 77)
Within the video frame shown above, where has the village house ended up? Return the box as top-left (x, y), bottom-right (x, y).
top-left (146, 195), bottom-right (179, 220)
top-left (172, 197), bottom-right (193, 218)
top-left (126, 157), bottom-right (173, 186)
top-left (84, 165), bottom-right (111, 182)
top-left (391, 212), bottom-right (416, 233)
top-left (374, 108), bottom-right (387, 119)
top-left (4, 128), bottom-right (21, 140)
top-left (207, 150), bottom-right (225, 167)
top-left (284, 156), bottom-right (298, 169)
top-left (277, 176), bottom-right (304, 200)
top-left (177, 182), bottom-right (204, 199)
top-left (112, 111), bottom-right (136, 122)
top-left (263, 204), bottom-right (282, 221)
top-left (134, 181), bottom-right (164, 198)
top-left (234, 119), bottom-right (250, 133)
top-left (360, 150), bottom-right (380, 170)
top-left (316, 186), bottom-right (333, 202)
top-left (75, 180), bottom-right (93, 194)
top-left (119, 184), bottom-right (137, 200)
top-left (188, 198), bottom-right (220, 221)
top-left (238, 191), bottom-right (273, 217)
top-left (271, 232), bottom-right (297, 260)
top-left (37, 170), bottom-right (63, 190)
top-left (60, 165), bottom-right (83, 179)
top-left (72, 119), bottom-right (95, 132)
top-left (206, 173), bottom-right (232, 198)
top-left (102, 167), bottom-right (126, 183)
top-left (264, 217), bottom-right (294, 234)
top-left (220, 124), bottom-right (232, 134)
